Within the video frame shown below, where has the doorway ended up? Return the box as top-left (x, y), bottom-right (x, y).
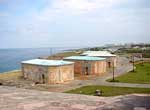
top-left (85, 67), bottom-right (89, 75)
top-left (108, 62), bottom-right (111, 68)
top-left (42, 74), bottom-right (45, 84)
top-left (82, 61), bottom-right (91, 75)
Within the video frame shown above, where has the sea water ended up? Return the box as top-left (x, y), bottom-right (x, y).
top-left (0, 48), bottom-right (66, 73)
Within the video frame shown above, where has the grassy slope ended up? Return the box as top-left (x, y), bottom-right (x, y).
top-left (48, 51), bottom-right (81, 59)
top-left (108, 62), bottom-right (150, 84)
top-left (66, 85), bottom-right (150, 96)
top-left (55, 51), bottom-right (81, 57)
top-left (0, 70), bottom-right (22, 80)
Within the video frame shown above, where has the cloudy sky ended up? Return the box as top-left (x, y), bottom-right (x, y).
top-left (0, 0), bottom-right (150, 48)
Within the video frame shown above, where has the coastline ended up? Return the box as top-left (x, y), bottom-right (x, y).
top-left (0, 47), bottom-right (68, 73)
top-left (0, 70), bottom-right (21, 74)
top-left (0, 50), bottom-right (82, 74)
top-left (0, 70), bottom-right (22, 79)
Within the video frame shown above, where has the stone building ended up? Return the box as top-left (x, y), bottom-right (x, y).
top-left (81, 51), bottom-right (117, 68)
top-left (64, 56), bottom-right (106, 76)
top-left (22, 59), bottom-right (74, 84)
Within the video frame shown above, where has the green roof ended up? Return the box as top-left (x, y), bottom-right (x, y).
top-left (64, 56), bottom-right (106, 61)
top-left (22, 59), bottom-right (74, 66)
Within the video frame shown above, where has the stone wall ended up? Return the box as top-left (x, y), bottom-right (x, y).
top-left (93, 61), bottom-right (106, 75)
top-left (47, 64), bottom-right (74, 84)
top-left (22, 64), bottom-right (48, 83)
top-left (73, 61), bottom-right (83, 74)
top-left (64, 60), bottom-right (106, 76)
top-left (22, 64), bottom-right (74, 84)
top-left (106, 56), bottom-right (117, 68)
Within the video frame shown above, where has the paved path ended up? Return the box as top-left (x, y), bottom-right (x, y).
top-left (1, 57), bottom-right (149, 92)
top-left (0, 86), bottom-right (150, 110)
top-left (43, 57), bottom-right (150, 92)
top-left (89, 64), bottom-right (150, 89)
top-left (89, 57), bottom-right (150, 88)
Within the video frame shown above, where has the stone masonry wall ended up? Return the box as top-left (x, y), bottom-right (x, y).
top-left (65, 60), bottom-right (106, 76)
top-left (22, 64), bottom-right (48, 83)
top-left (106, 56), bottom-right (117, 68)
top-left (47, 64), bottom-right (74, 84)
top-left (22, 64), bottom-right (74, 84)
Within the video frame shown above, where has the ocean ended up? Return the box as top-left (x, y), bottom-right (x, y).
top-left (0, 47), bottom-right (73, 73)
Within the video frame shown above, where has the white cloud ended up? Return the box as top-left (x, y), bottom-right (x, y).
top-left (29, 0), bottom-right (127, 25)
top-left (29, 0), bottom-right (127, 21)
top-left (2, 0), bottom-right (149, 47)
top-left (46, 0), bottom-right (127, 14)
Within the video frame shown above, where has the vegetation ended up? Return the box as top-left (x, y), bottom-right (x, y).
top-left (0, 70), bottom-right (22, 80)
top-left (66, 85), bottom-right (150, 96)
top-left (108, 62), bottom-right (150, 84)
top-left (116, 48), bottom-right (150, 58)
top-left (48, 51), bottom-right (82, 59)
top-left (143, 53), bottom-right (150, 58)
top-left (89, 47), bottom-right (104, 51)
top-left (55, 51), bottom-right (81, 57)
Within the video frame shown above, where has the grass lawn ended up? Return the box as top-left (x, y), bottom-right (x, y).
top-left (0, 70), bottom-right (22, 80)
top-left (66, 85), bottom-right (150, 97)
top-left (108, 62), bottom-right (150, 84)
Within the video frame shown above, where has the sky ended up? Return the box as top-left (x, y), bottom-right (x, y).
top-left (0, 0), bottom-right (150, 48)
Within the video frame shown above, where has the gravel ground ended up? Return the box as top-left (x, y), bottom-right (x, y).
top-left (0, 86), bottom-right (150, 110)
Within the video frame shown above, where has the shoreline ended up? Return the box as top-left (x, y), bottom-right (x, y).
top-left (0, 50), bottom-right (82, 74)
top-left (0, 70), bottom-right (21, 74)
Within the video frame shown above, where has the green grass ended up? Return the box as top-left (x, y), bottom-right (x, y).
top-left (66, 85), bottom-right (150, 96)
top-left (108, 62), bottom-right (150, 84)
top-left (115, 48), bottom-right (150, 58)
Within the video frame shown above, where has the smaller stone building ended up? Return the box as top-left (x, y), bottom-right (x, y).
top-left (22, 59), bottom-right (74, 84)
top-left (81, 51), bottom-right (117, 68)
top-left (64, 56), bottom-right (106, 76)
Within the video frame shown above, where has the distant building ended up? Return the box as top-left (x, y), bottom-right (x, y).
top-left (64, 56), bottom-right (106, 76)
top-left (80, 51), bottom-right (117, 68)
top-left (22, 59), bottom-right (74, 84)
